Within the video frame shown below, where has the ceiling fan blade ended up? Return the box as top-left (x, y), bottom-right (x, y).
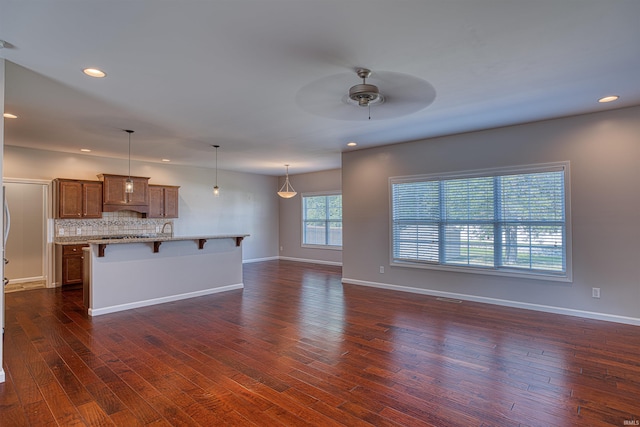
top-left (296, 71), bottom-right (436, 121)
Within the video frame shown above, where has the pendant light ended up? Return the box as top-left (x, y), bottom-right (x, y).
top-left (213, 145), bottom-right (220, 197)
top-left (277, 164), bottom-right (297, 199)
top-left (124, 129), bottom-right (134, 194)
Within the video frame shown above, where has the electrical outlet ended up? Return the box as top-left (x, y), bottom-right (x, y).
top-left (59, 228), bottom-right (64, 236)
top-left (280, 246), bottom-right (283, 251)
top-left (76, 227), bottom-right (82, 235)
top-left (592, 287), bottom-right (601, 298)
top-left (379, 266), bottom-right (384, 274)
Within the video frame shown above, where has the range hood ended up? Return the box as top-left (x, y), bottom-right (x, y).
top-left (98, 174), bottom-right (150, 216)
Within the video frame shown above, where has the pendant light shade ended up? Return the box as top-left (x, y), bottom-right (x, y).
top-left (277, 164), bottom-right (297, 199)
top-left (124, 130), bottom-right (134, 194)
top-left (213, 145), bottom-right (220, 197)
top-left (125, 178), bottom-right (134, 194)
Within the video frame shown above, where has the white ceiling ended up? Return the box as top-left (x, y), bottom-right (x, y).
top-left (1, 1), bottom-right (639, 176)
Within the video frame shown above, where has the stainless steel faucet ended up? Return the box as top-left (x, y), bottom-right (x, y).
top-left (161, 222), bottom-right (173, 235)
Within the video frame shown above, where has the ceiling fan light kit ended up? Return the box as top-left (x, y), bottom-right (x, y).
top-left (348, 68), bottom-right (383, 107)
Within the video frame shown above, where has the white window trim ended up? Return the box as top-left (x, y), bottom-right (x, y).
top-left (388, 161), bottom-right (572, 282)
top-left (301, 191), bottom-right (343, 250)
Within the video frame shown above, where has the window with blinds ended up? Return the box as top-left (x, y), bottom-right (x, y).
top-left (302, 193), bottom-right (342, 247)
top-left (390, 163), bottom-right (570, 280)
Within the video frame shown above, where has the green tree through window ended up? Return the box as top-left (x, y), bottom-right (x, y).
top-left (391, 163), bottom-right (568, 278)
top-left (303, 194), bottom-right (342, 247)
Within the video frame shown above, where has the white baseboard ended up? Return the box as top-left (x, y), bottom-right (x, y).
top-left (243, 256), bottom-right (279, 264)
top-left (6, 276), bottom-right (45, 284)
top-left (279, 256), bottom-right (342, 267)
top-left (88, 283), bottom-right (244, 317)
top-left (342, 277), bottom-right (640, 326)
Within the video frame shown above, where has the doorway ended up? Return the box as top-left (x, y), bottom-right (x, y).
top-left (3, 179), bottom-right (50, 292)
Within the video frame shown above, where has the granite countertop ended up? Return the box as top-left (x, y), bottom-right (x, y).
top-left (86, 234), bottom-right (249, 244)
top-left (55, 240), bottom-right (92, 245)
top-left (55, 234), bottom-right (172, 245)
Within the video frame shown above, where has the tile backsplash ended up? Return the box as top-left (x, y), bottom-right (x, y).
top-left (54, 211), bottom-right (173, 241)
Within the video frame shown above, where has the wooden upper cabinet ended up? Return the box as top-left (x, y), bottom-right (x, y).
top-left (83, 182), bottom-right (103, 218)
top-left (98, 174), bottom-right (150, 214)
top-left (148, 185), bottom-right (180, 218)
top-left (163, 186), bottom-right (179, 218)
top-left (148, 185), bottom-right (164, 218)
top-left (55, 179), bottom-right (103, 218)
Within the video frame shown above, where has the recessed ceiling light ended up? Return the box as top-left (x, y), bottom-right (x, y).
top-left (598, 95), bottom-right (619, 103)
top-left (347, 141), bottom-right (357, 147)
top-left (161, 159), bottom-right (171, 162)
top-left (80, 148), bottom-right (92, 152)
top-left (3, 113), bottom-right (18, 119)
top-left (83, 68), bottom-right (106, 78)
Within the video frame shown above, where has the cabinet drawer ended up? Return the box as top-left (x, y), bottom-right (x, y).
top-left (62, 244), bottom-right (88, 255)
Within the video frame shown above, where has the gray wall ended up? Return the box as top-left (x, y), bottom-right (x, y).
top-left (342, 106), bottom-right (640, 323)
top-left (4, 181), bottom-right (46, 282)
top-left (3, 146), bottom-right (279, 262)
top-left (278, 168), bottom-right (342, 265)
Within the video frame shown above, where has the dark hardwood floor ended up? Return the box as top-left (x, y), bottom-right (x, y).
top-left (1, 260), bottom-right (639, 426)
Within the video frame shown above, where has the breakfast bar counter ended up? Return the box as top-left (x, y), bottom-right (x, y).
top-left (84, 234), bottom-right (249, 316)
top-left (88, 234), bottom-right (247, 257)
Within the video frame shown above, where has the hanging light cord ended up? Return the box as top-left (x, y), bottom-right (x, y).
top-left (214, 145), bottom-right (220, 187)
top-left (285, 165), bottom-right (290, 189)
top-left (125, 129), bottom-right (134, 179)
top-left (128, 132), bottom-right (131, 178)
top-left (283, 165), bottom-right (294, 191)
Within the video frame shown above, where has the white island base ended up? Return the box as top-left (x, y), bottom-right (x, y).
top-left (84, 235), bottom-right (248, 316)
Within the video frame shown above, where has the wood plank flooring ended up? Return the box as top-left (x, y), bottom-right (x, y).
top-left (1, 260), bottom-right (639, 426)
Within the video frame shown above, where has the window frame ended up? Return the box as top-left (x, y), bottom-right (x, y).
top-left (301, 191), bottom-right (343, 250)
top-left (389, 162), bottom-right (572, 282)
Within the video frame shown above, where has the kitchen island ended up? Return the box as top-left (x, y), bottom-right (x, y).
top-left (84, 234), bottom-right (249, 316)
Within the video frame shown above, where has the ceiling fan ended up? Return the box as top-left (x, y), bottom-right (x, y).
top-left (296, 68), bottom-right (436, 121)
top-left (347, 68), bottom-right (384, 108)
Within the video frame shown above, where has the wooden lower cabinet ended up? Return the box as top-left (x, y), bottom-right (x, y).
top-left (58, 244), bottom-right (88, 286)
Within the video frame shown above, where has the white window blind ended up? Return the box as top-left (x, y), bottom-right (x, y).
top-left (391, 163), bottom-right (569, 278)
top-left (303, 194), bottom-right (342, 247)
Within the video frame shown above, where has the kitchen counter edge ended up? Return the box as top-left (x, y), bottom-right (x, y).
top-left (85, 234), bottom-right (250, 244)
